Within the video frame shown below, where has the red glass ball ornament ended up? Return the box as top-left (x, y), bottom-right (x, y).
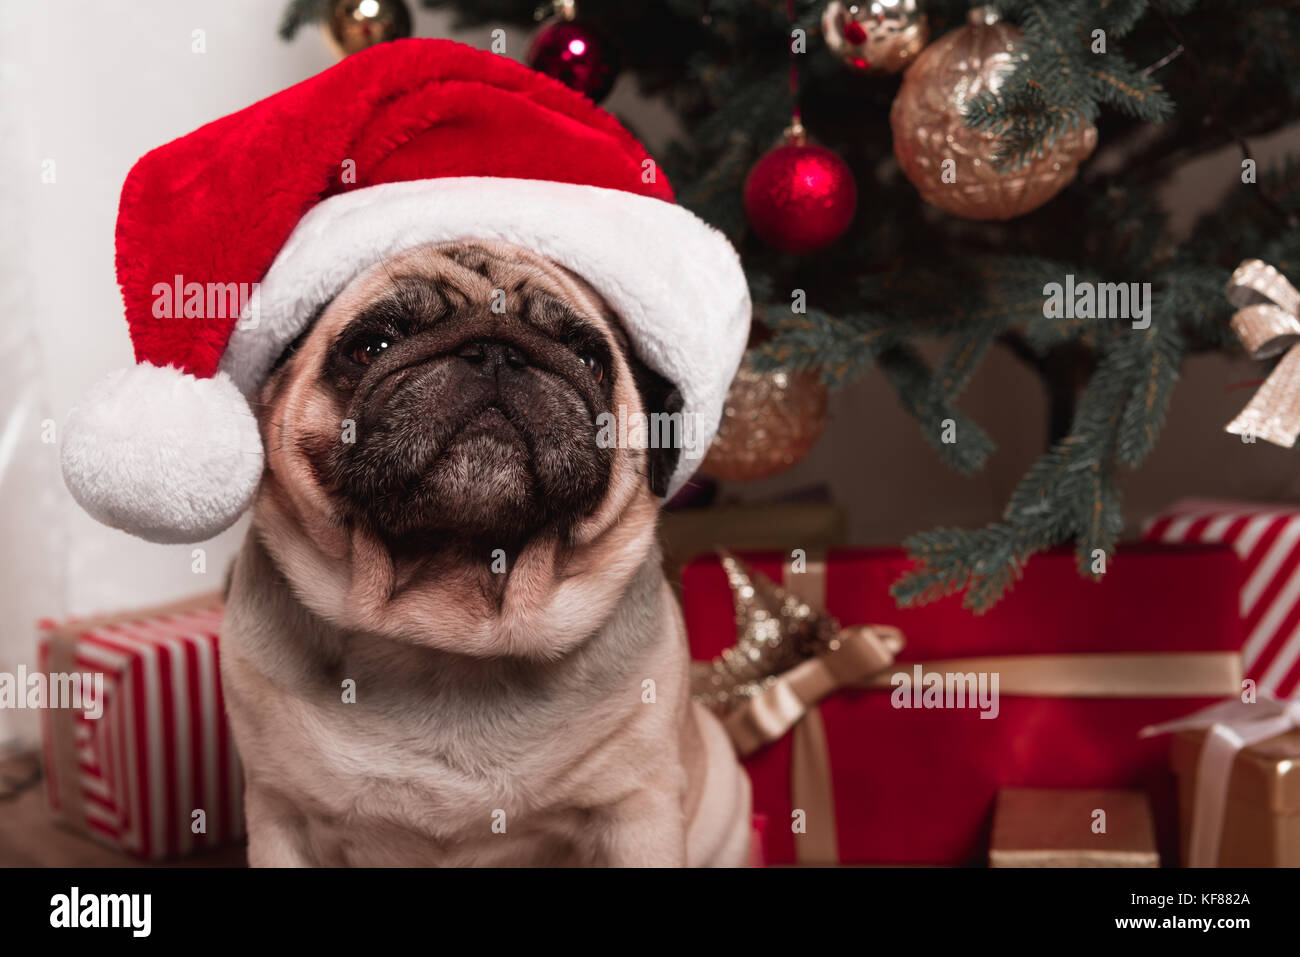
top-left (526, 19), bottom-right (620, 103)
top-left (743, 141), bottom-right (858, 253)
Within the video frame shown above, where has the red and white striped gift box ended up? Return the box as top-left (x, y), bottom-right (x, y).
top-left (1144, 499), bottom-right (1300, 698)
top-left (37, 594), bottom-right (244, 860)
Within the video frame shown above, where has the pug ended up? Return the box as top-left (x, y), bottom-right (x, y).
top-left (219, 240), bottom-right (752, 867)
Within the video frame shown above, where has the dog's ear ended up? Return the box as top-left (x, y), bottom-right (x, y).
top-left (563, 269), bottom-right (684, 496)
top-left (626, 353), bottom-right (683, 499)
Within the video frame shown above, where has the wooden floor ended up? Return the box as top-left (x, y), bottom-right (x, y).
top-left (0, 752), bottom-right (246, 867)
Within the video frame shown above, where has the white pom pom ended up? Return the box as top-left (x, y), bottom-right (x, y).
top-left (61, 365), bottom-right (263, 543)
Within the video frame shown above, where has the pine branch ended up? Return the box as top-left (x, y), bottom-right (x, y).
top-left (279, 0), bottom-right (331, 40)
top-left (967, 0), bottom-right (1178, 169)
top-left (753, 306), bottom-right (895, 387)
top-left (894, 339), bottom-right (1134, 611)
top-left (876, 344), bottom-right (996, 474)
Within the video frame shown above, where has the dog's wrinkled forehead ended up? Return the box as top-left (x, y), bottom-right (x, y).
top-left (267, 240), bottom-right (635, 385)
top-left (340, 240), bottom-right (618, 339)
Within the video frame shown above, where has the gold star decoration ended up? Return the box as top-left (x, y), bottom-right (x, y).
top-left (691, 552), bottom-right (841, 716)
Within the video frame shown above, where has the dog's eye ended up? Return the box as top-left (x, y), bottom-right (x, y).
top-left (579, 353), bottom-right (604, 384)
top-left (349, 336), bottom-right (392, 366)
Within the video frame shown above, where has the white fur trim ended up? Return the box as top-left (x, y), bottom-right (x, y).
top-left (62, 365), bottom-right (262, 543)
top-left (220, 178), bottom-right (751, 496)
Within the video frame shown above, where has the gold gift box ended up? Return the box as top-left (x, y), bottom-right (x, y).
top-left (989, 788), bottom-right (1159, 867)
top-left (1172, 728), bottom-right (1300, 867)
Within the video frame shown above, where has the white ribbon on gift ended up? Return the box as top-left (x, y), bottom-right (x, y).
top-left (1141, 695), bottom-right (1300, 867)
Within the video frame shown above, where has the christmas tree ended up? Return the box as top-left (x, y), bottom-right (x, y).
top-left (280, 0), bottom-right (1300, 611)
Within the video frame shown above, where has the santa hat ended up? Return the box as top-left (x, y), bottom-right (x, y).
top-left (62, 38), bottom-right (750, 544)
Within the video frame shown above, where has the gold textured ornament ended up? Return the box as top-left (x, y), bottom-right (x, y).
top-left (701, 356), bottom-right (830, 482)
top-left (690, 553), bottom-right (841, 716)
top-left (890, 6), bottom-right (1098, 220)
top-left (822, 0), bottom-right (929, 74)
top-left (324, 0), bottom-right (412, 59)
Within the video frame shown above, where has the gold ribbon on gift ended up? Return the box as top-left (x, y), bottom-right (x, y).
top-left (698, 552), bottom-right (1244, 865)
top-left (1224, 259), bottom-right (1300, 447)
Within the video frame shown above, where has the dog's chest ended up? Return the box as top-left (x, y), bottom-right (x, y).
top-left (221, 536), bottom-right (688, 865)
top-left (225, 637), bottom-right (672, 865)
top-left (287, 700), bottom-right (584, 859)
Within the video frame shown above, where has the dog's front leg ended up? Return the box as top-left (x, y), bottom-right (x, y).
top-left (244, 786), bottom-right (316, 867)
top-left (599, 787), bottom-right (688, 868)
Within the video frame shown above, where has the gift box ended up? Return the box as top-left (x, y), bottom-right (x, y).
top-left (37, 593), bottom-right (244, 860)
top-left (1144, 696), bottom-right (1300, 867)
top-left (988, 788), bottom-right (1159, 867)
top-left (1144, 499), bottom-right (1300, 698)
top-left (1172, 728), bottom-right (1300, 866)
top-left (683, 545), bottom-right (1245, 866)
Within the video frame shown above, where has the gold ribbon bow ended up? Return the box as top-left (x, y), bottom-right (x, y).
top-left (1225, 259), bottom-right (1300, 447)
top-left (721, 624), bottom-right (903, 756)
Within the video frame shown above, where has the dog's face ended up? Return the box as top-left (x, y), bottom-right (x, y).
top-left (315, 243), bottom-right (665, 549)
top-left (251, 241), bottom-right (682, 656)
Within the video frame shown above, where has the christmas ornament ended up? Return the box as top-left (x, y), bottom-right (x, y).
top-left (323, 0), bottom-right (412, 59)
top-left (61, 40), bottom-right (750, 543)
top-left (890, 6), bottom-right (1097, 220)
top-left (690, 553), bottom-right (904, 735)
top-left (822, 0), bottom-right (929, 74)
top-left (743, 124), bottom-right (858, 253)
top-left (701, 350), bottom-right (830, 482)
top-left (691, 552), bottom-right (842, 715)
top-left (1223, 259), bottom-right (1300, 447)
top-left (526, 1), bottom-right (620, 103)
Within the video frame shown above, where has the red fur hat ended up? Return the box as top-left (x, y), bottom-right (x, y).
top-left (62, 39), bottom-right (750, 543)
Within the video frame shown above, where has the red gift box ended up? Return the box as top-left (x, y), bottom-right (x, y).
top-left (1144, 499), bottom-right (1300, 698)
top-left (37, 594), bottom-right (245, 860)
top-left (682, 544), bottom-right (1244, 866)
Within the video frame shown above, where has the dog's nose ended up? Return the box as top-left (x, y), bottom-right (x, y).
top-left (456, 340), bottom-right (528, 371)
